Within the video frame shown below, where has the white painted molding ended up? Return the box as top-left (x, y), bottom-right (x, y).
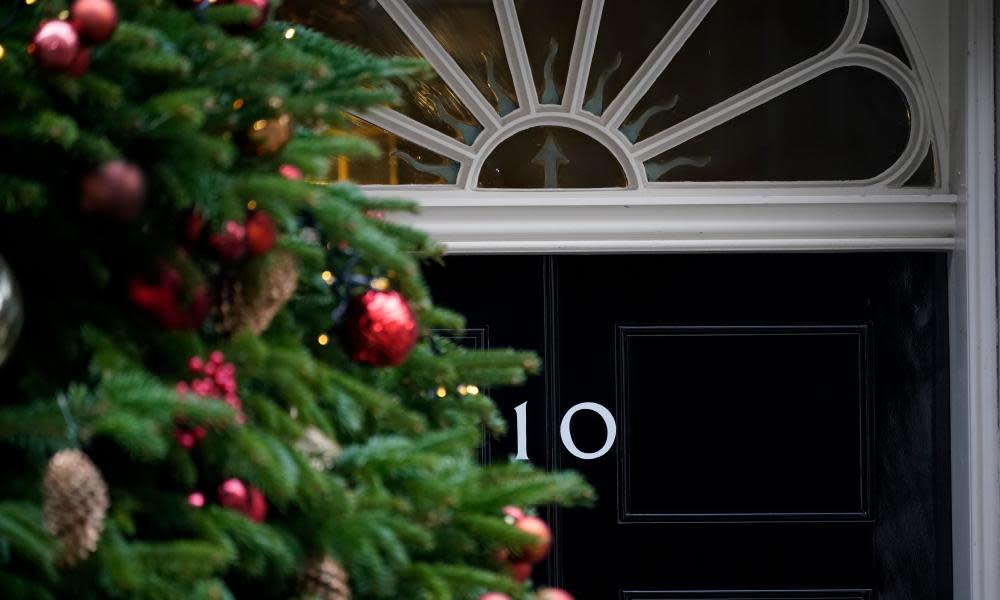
top-left (949, 0), bottom-right (1000, 599)
top-left (384, 191), bottom-right (957, 253)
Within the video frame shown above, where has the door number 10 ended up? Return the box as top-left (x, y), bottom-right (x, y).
top-left (513, 401), bottom-right (617, 461)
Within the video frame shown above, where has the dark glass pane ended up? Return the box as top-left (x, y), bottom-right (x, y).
top-left (513, 0), bottom-right (582, 105)
top-left (645, 67), bottom-right (910, 182)
top-left (279, 0), bottom-right (482, 144)
top-left (584, 0), bottom-right (692, 116)
top-left (903, 146), bottom-right (937, 187)
top-left (341, 117), bottom-right (459, 185)
top-left (404, 0), bottom-right (518, 115)
top-left (623, 0), bottom-right (849, 143)
top-left (861, 0), bottom-right (912, 67)
top-left (478, 126), bottom-right (626, 188)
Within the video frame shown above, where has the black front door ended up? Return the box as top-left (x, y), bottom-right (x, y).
top-left (426, 254), bottom-right (951, 600)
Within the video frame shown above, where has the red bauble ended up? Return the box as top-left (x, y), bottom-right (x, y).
top-left (508, 560), bottom-right (532, 582)
top-left (209, 220), bottom-right (248, 262)
top-left (514, 516), bottom-right (552, 564)
top-left (342, 290), bottom-right (418, 366)
top-left (70, 0), bottom-right (118, 45)
top-left (218, 478), bottom-right (267, 522)
top-left (245, 211), bottom-right (277, 256)
top-left (30, 20), bottom-right (81, 71)
top-left (502, 505), bottom-right (525, 523)
top-left (536, 589), bottom-right (574, 600)
top-left (234, 0), bottom-right (269, 30)
top-left (479, 594), bottom-right (512, 600)
top-left (128, 265), bottom-right (210, 330)
top-left (278, 163), bottom-right (303, 180)
top-left (67, 46), bottom-right (91, 77)
top-left (80, 160), bottom-right (146, 221)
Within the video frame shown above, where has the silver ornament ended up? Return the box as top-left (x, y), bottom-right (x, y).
top-left (0, 254), bottom-right (23, 367)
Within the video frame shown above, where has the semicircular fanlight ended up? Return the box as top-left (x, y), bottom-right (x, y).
top-left (280, 0), bottom-right (935, 189)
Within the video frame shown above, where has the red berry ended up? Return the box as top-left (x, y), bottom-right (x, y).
top-left (509, 560), bottom-right (532, 582)
top-left (186, 492), bottom-right (206, 508)
top-left (210, 350), bottom-right (225, 364)
top-left (188, 355), bottom-right (204, 373)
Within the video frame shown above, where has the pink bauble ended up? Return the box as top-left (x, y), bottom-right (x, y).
top-left (218, 478), bottom-right (249, 508)
top-left (31, 20), bottom-right (81, 71)
top-left (514, 516), bottom-right (552, 564)
top-left (479, 594), bottom-right (512, 600)
top-left (234, 0), bottom-right (268, 30)
top-left (536, 589), bottom-right (574, 600)
top-left (70, 0), bottom-right (118, 45)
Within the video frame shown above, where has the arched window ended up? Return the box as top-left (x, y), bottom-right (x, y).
top-left (280, 0), bottom-right (938, 190)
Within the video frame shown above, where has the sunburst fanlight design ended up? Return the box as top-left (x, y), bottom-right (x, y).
top-left (282, 0), bottom-right (938, 191)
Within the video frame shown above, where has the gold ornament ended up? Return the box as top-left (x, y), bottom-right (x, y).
top-left (295, 426), bottom-right (342, 471)
top-left (301, 555), bottom-right (351, 600)
top-left (42, 449), bottom-right (109, 566)
top-left (216, 252), bottom-right (299, 335)
top-left (246, 114), bottom-right (292, 156)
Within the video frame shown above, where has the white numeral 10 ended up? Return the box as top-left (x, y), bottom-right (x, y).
top-left (512, 401), bottom-right (617, 461)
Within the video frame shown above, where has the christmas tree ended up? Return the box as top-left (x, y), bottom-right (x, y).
top-left (0, 1), bottom-right (590, 598)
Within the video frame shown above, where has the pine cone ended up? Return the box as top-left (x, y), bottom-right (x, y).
top-left (301, 555), bottom-right (351, 600)
top-left (216, 251), bottom-right (298, 335)
top-left (42, 449), bottom-right (109, 566)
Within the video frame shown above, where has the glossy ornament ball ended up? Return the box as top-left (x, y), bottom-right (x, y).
top-left (67, 46), bottom-right (91, 78)
top-left (0, 255), bottom-right (24, 368)
top-left (508, 560), bottom-right (532, 582)
top-left (245, 210), bottom-right (277, 256)
top-left (234, 0), bottom-right (269, 30)
top-left (209, 220), bottom-right (248, 262)
top-left (70, 0), bottom-right (118, 45)
top-left (80, 160), bottom-right (146, 221)
top-left (30, 20), bottom-right (81, 71)
top-left (246, 114), bottom-right (292, 156)
top-left (479, 594), bottom-right (512, 600)
top-left (536, 589), bottom-right (574, 600)
top-left (514, 515), bottom-right (552, 564)
top-left (342, 290), bottom-right (418, 367)
top-left (217, 478), bottom-right (267, 522)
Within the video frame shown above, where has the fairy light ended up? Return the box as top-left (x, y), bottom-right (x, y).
top-left (0, 44), bottom-right (5, 61)
top-left (466, 385), bottom-right (480, 396)
top-left (317, 333), bottom-right (330, 346)
top-left (284, 28), bottom-right (296, 40)
top-left (371, 277), bottom-right (390, 291)
top-left (457, 384), bottom-right (468, 396)
top-left (246, 200), bottom-right (257, 210)
top-left (24, 0), bottom-right (37, 5)
top-left (232, 98), bottom-right (244, 110)
top-left (58, 9), bottom-right (69, 19)
top-left (435, 386), bottom-right (447, 398)
top-left (252, 119), bottom-right (267, 131)
top-left (321, 270), bottom-right (335, 284)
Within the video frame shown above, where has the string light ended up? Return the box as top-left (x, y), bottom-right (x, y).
top-left (246, 200), bottom-right (257, 210)
top-left (321, 270), bottom-right (335, 284)
top-left (0, 44), bottom-right (5, 61)
top-left (232, 98), bottom-right (244, 110)
top-left (435, 386), bottom-right (447, 398)
top-left (466, 385), bottom-right (480, 396)
top-left (457, 384), bottom-right (468, 396)
top-left (371, 277), bottom-right (390, 291)
top-left (284, 28), bottom-right (296, 40)
top-left (57, 9), bottom-right (69, 19)
top-left (252, 119), bottom-right (267, 131)
top-left (317, 334), bottom-right (330, 346)
top-left (24, 0), bottom-right (37, 5)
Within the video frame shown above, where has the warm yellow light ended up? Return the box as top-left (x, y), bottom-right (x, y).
top-left (457, 384), bottom-right (468, 396)
top-left (57, 9), bottom-right (69, 19)
top-left (466, 385), bottom-right (480, 396)
top-left (321, 271), bottom-right (335, 284)
top-left (371, 277), bottom-right (390, 291)
top-left (24, 0), bottom-right (37, 6)
top-left (284, 28), bottom-right (296, 39)
top-left (317, 334), bottom-right (330, 346)
top-left (0, 45), bottom-right (5, 61)
top-left (246, 200), bottom-right (257, 210)
top-left (435, 386), bottom-right (447, 398)
top-left (252, 119), bottom-right (267, 131)
top-left (232, 98), bottom-right (244, 110)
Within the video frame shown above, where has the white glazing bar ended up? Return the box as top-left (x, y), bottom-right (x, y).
top-left (564, 0), bottom-right (604, 111)
top-left (360, 107), bottom-right (477, 163)
top-left (493, 0), bottom-right (537, 112)
top-left (378, 0), bottom-right (502, 131)
top-left (602, 0), bottom-right (718, 129)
